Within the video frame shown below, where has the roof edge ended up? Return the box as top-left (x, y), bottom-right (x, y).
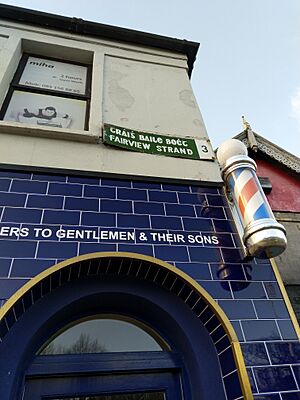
top-left (234, 130), bottom-right (300, 174)
top-left (0, 3), bottom-right (199, 77)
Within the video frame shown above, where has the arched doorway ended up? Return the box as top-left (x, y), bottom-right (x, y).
top-left (0, 252), bottom-right (252, 400)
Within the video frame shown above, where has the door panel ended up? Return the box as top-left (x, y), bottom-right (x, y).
top-left (24, 372), bottom-right (182, 400)
top-left (49, 393), bottom-right (165, 400)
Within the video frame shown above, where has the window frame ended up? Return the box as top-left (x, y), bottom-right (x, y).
top-left (0, 53), bottom-right (92, 130)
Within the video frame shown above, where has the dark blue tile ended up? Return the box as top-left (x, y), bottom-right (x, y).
top-left (254, 395), bottom-right (280, 400)
top-left (210, 324), bottom-right (227, 343)
top-left (264, 282), bottom-right (282, 299)
top-left (190, 186), bottom-right (219, 194)
top-left (189, 247), bottom-right (221, 263)
top-left (281, 393), bottom-right (300, 400)
top-left (117, 188), bottom-right (147, 201)
top-left (221, 248), bottom-right (244, 263)
top-left (244, 263), bottom-right (276, 281)
top-left (0, 170), bottom-right (31, 179)
top-left (162, 184), bottom-right (190, 192)
top-left (232, 282), bottom-right (267, 299)
top-left (101, 199), bottom-right (132, 213)
top-left (175, 263), bottom-right (211, 280)
top-left (213, 233), bottom-right (234, 247)
top-left (198, 306), bottom-right (214, 324)
top-left (84, 186), bottom-right (115, 199)
top-left (231, 321), bottom-right (244, 341)
top-left (219, 347), bottom-right (236, 376)
top-left (254, 300), bottom-right (289, 319)
top-left (43, 210), bottom-right (80, 225)
top-left (118, 215), bottom-right (150, 229)
top-left (27, 195), bottom-right (64, 209)
top-left (32, 173), bottom-right (66, 182)
top-left (81, 212), bottom-right (116, 227)
top-left (167, 230), bottom-right (218, 246)
top-left (0, 223), bottom-right (22, 241)
top-left (79, 242), bottom-right (117, 255)
top-left (0, 192), bottom-right (26, 207)
top-left (0, 240), bottom-right (36, 257)
top-left (182, 217), bottom-right (213, 232)
top-left (11, 259), bottom-right (55, 277)
top-left (223, 371), bottom-right (243, 400)
top-left (215, 335), bottom-right (231, 354)
top-left (37, 242), bottom-right (78, 259)
top-left (242, 320), bottom-right (281, 341)
top-left (135, 230), bottom-right (168, 244)
top-left (241, 343), bottom-right (270, 366)
top-left (211, 263), bottom-right (246, 281)
top-left (48, 182), bottom-right (82, 196)
top-left (277, 320), bottom-right (298, 340)
top-left (206, 194), bottom-right (227, 206)
top-left (98, 228), bottom-right (135, 243)
top-left (2, 208), bottom-right (42, 223)
top-left (154, 246), bottom-right (189, 262)
top-left (219, 300), bottom-right (256, 319)
top-left (118, 244), bottom-right (154, 257)
top-left (178, 192), bottom-right (206, 205)
top-left (0, 278), bottom-right (29, 298)
top-left (247, 368), bottom-right (257, 393)
top-left (133, 181), bottom-right (161, 190)
top-left (0, 179), bottom-right (11, 191)
top-left (266, 342), bottom-right (300, 364)
top-left (293, 366), bottom-right (300, 387)
top-left (151, 216), bottom-right (182, 230)
top-left (200, 281), bottom-right (232, 299)
top-left (196, 206), bottom-right (225, 219)
top-left (23, 224), bottom-right (59, 241)
top-left (101, 178), bottom-right (131, 188)
top-left (11, 180), bottom-right (47, 194)
top-left (0, 259), bottom-right (11, 277)
top-left (68, 176), bottom-right (100, 185)
top-left (148, 190), bottom-right (177, 203)
top-left (213, 219), bottom-right (234, 233)
top-left (134, 201), bottom-right (164, 216)
top-left (57, 226), bottom-right (98, 242)
top-left (165, 203), bottom-right (195, 217)
top-left (65, 197), bottom-right (99, 212)
top-left (254, 366), bottom-right (297, 392)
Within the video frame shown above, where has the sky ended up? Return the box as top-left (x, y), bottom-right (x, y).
top-left (2, 0), bottom-right (300, 156)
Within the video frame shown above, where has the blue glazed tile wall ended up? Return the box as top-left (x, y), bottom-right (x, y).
top-left (0, 170), bottom-right (299, 398)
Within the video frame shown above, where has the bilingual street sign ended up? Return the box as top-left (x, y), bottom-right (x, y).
top-left (103, 124), bottom-right (215, 161)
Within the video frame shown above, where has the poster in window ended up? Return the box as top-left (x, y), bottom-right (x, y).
top-left (4, 91), bottom-right (86, 130)
top-left (19, 57), bottom-right (88, 95)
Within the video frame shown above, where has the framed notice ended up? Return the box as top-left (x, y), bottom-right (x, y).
top-left (0, 54), bottom-right (91, 130)
top-left (4, 91), bottom-right (86, 130)
top-left (18, 56), bottom-right (88, 95)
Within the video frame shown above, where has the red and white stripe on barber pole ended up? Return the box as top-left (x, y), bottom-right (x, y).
top-left (228, 167), bottom-right (273, 228)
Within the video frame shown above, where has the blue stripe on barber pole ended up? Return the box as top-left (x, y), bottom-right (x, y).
top-left (253, 202), bottom-right (271, 221)
top-left (233, 168), bottom-right (244, 179)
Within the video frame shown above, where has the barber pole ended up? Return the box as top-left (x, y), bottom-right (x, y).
top-left (217, 139), bottom-right (287, 258)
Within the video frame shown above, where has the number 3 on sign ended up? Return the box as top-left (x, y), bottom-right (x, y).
top-left (195, 140), bottom-right (214, 160)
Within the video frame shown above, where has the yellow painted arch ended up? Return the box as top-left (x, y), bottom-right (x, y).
top-left (0, 252), bottom-right (253, 399)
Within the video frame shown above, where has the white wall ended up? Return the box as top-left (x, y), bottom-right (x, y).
top-left (0, 20), bottom-right (222, 184)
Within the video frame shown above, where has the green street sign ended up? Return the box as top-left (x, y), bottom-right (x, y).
top-left (103, 124), bottom-right (214, 161)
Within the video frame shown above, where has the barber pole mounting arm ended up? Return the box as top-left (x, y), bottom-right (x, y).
top-left (217, 139), bottom-right (287, 259)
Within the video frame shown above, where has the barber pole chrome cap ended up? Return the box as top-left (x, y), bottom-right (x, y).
top-left (217, 139), bottom-right (287, 259)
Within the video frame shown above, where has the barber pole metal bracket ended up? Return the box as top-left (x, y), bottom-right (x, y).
top-left (217, 139), bottom-right (287, 259)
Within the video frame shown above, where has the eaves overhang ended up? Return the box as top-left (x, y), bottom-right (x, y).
top-left (234, 131), bottom-right (300, 174)
top-left (0, 3), bottom-right (199, 77)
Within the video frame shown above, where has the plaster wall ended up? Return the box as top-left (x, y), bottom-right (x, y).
top-left (0, 20), bottom-right (221, 184)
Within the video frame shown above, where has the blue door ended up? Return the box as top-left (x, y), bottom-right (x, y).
top-left (23, 353), bottom-right (183, 400)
